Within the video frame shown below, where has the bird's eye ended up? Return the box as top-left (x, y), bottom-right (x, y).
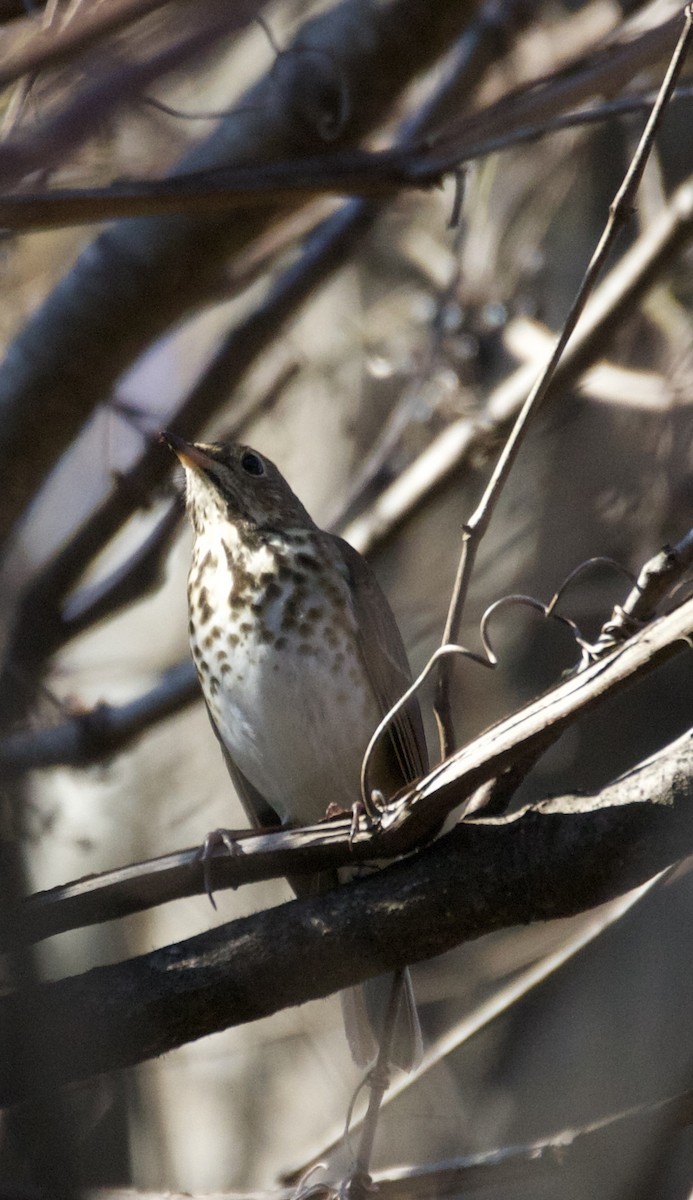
top-left (240, 451), bottom-right (265, 476)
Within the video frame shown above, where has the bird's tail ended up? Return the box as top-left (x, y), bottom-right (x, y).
top-left (341, 967), bottom-right (422, 1071)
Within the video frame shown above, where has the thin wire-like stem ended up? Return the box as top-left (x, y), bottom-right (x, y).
top-left (360, 643), bottom-right (488, 813)
top-left (433, 4), bottom-right (693, 758)
top-left (349, 971), bottom-right (405, 1194)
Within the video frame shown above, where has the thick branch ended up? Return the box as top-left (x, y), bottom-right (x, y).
top-left (0, 730), bottom-right (690, 1104)
top-left (8, 594), bottom-right (693, 949)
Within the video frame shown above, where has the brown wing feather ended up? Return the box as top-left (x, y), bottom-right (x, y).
top-left (334, 536), bottom-right (428, 790)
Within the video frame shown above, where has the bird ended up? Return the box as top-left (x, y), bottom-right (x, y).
top-left (163, 431), bottom-right (428, 1069)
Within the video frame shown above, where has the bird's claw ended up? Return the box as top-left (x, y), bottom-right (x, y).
top-left (198, 828), bottom-right (244, 908)
top-left (348, 801), bottom-right (369, 847)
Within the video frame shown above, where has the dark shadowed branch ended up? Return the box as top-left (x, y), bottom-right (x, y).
top-left (0, 722), bottom-right (690, 1103)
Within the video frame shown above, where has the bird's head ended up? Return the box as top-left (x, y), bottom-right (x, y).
top-left (162, 432), bottom-right (315, 536)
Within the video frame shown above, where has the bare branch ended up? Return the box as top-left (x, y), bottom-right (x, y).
top-left (343, 172), bottom-right (693, 557)
top-left (0, 0), bottom-right (483, 554)
top-left (11, 588), bottom-right (693, 946)
top-left (0, 659), bottom-right (198, 774)
top-left (297, 873), bottom-right (667, 1167)
top-left (587, 526), bottom-right (693, 659)
top-left (0, 0), bottom-right (200, 90)
top-left (0, 1), bottom-right (267, 191)
top-left (0, 726), bottom-right (690, 1102)
top-left (0, 11), bottom-right (511, 726)
top-left (367, 1090), bottom-right (693, 1198)
top-left (433, 6), bottom-right (693, 755)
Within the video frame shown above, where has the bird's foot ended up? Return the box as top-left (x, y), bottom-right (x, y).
top-left (324, 799), bottom-right (379, 848)
top-left (342, 1171), bottom-right (376, 1200)
top-left (197, 828), bottom-right (244, 909)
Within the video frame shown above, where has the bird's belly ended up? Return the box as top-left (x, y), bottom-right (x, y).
top-left (206, 638), bottom-right (378, 827)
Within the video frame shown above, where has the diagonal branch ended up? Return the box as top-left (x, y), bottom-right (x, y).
top-left (0, 726), bottom-right (690, 1104)
top-left (0, 0), bottom-right (483, 554)
top-left (10, 595), bottom-right (693, 947)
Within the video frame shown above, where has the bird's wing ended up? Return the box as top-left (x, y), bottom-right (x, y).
top-left (335, 536), bottom-right (429, 790)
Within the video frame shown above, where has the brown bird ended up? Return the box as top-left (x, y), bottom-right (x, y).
top-left (164, 432), bottom-right (427, 1068)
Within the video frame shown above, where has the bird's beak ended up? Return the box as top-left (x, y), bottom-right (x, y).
top-left (160, 430), bottom-right (214, 473)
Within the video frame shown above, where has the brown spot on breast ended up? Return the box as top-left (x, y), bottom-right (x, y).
top-left (197, 587), bottom-right (212, 625)
top-left (275, 636), bottom-right (287, 651)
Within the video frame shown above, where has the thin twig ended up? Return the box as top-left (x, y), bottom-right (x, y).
top-left (585, 525), bottom-right (693, 661)
top-left (288, 870), bottom-right (670, 1174)
top-left (433, 6), bottom-right (693, 757)
top-left (350, 972), bottom-right (403, 1190)
top-left (0, 660), bottom-right (199, 771)
top-left (343, 169), bottom-right (693, 559)
top-left (9, 83), bottom-right (693, 231)
top-left (0, 0), bottom-right (194, 90)
top-left (0, 8), bottom-right (510, 731)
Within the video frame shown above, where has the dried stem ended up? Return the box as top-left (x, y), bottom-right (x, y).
top-left (433, 5), bottom-right (693, 757)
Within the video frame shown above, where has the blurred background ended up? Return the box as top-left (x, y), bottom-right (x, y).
top-left (0, 0), bottom-right (692, 1196)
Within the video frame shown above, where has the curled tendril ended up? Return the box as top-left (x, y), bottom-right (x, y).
top-left (546, 556), bottom-right (638, 617)
top-left (141, 94), bottom-right (242, 121)
top-left (142, 18), bottom-right (350, 139)
top-left (360, 642), bottom-right (489, 818)
top-left (360, 560), bottom-right (646, 820)
top-left (291, 1164), bottom-right (334, 1200)
top-left (480, 593), bottom-right (588, 665)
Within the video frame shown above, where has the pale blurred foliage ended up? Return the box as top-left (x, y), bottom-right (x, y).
top-left (2, 0), bottom-right (693, 1195)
